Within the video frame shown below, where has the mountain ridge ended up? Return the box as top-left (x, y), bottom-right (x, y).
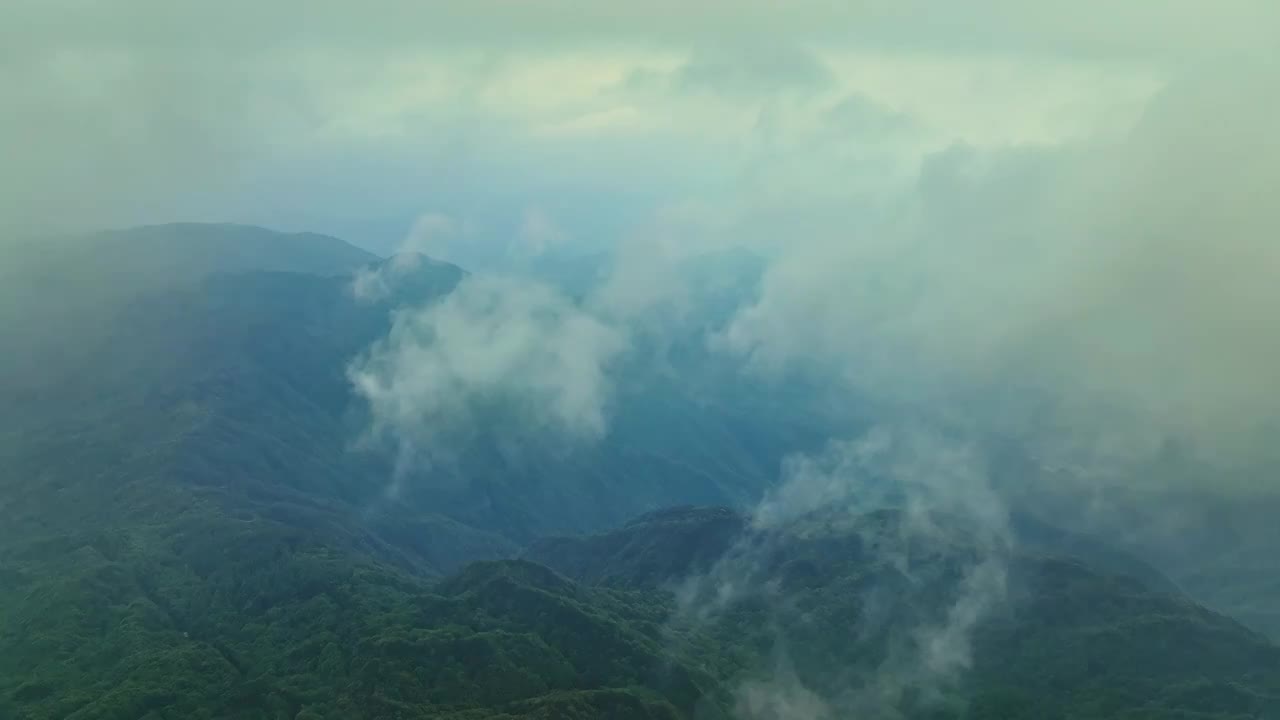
top-left (2, 222), bottom-right (1278, 718)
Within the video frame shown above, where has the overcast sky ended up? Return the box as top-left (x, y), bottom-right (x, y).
top-left (5, 1), bottom-right (1278, 479)
top-left (9, 1), bottom-right (1272, 250)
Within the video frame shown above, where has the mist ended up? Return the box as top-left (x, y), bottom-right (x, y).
top-left (670, 427), bottom-right (1011, 718)
top-left (727, 60), bottom-right (1280, 470)
top-left (6, 2), bottom-right (1280, 715)
top-left (9, 5), bottom-right (1276, 459)
top-left (348, 272), bottom-right (628, 462)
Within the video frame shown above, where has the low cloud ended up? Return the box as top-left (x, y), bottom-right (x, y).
top-left (674, 427), bottom-right (1010, 718)
top-left (348, 274), bottom-right (628, 465)
top-left (723, 61), bottom-right (1280, 478)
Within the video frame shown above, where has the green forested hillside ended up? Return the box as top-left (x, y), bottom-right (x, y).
top-left (4, 503), bottom-right (1279, 719)
top-left (3, 225), bottom-right (1279, 719)
top-left (528, 507), bottom-right (1280, 720)
top-left (0, 225), bottom-right (812, 718)
top-left (0, 224), bottom-right (377, 398)
top-left (0, 534), bottom-right (720, 719)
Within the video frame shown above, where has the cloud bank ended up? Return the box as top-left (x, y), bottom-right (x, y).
top-left (723, 61), bottom-right (1280, 473)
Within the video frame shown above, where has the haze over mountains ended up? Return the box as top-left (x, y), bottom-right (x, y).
top-left (0, 223), bottom-right (1278, 719)
top-left (5, 1), bottom-right (1280, 718)
top-left (0, 223), bottom-right (824, 550)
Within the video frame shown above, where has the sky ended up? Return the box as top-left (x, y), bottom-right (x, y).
top-left (5, 1), bottom-right (1279, 479)
top-left (5, 0), bottom-right (1239, 246)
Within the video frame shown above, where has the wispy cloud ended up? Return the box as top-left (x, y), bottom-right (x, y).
top-left (673, 427), bottom-right (1010, 717)
top-left (348, 274), bottom-right (628, 473)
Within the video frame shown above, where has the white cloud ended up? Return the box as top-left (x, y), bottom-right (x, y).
top-left (348, 213), bottom-right (464, 302)
top-left (722, 60), bottom-right (1280, 464)
top-left (676, 427), bottom-right (1010, 717)
top-left (348, 274), bottom-right (628, 457)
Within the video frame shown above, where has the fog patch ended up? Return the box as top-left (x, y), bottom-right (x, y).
top-left (672, 427), bottom-right (1010, 718)
top-left (348, 274), bottom-right (627, 486)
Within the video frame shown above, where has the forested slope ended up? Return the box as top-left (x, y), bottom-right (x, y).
top-left (3, 225), bottom-right (1279, 719)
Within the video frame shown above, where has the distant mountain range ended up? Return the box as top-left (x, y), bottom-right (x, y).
top-left (1, 223), bottom-right (1278, 719)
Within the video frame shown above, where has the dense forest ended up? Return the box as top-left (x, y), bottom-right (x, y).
top-left (2, 225), bottom-right (1279, 719)
top-left (4, 501), bottom-right (1278, 719)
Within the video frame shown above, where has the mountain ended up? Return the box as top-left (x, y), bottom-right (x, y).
top-left (996, 455), bottom-right (1280, 641)
top-left (1, 222), bottom-right (376, 288)
top-left (0, 540), bottom-right (726, 719)
top-left (6, 501), bottom-right (1278, 719)
top-left (0, 224), bottom-right (821, 715)
top-left (4, 223), bottom-right (1280, 719)
top-left (0, 223), bottom-right (378, 403)
top-left (986, 431), bottom-right (1280, 641)
top-left (0, 224), bottom-right (817, 549)
top-left (523, 506), bottom-right (747, 589)
top-left (528, 506), bottom-right (1280, 719)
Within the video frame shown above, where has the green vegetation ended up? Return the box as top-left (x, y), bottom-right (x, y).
top-left (6, 502), bottom-right (1279, 719)
top-left (529, 507), bottom-right (1280, 719)
top-left (3, 225), bottom-right (1279, 718)
top-left (0, 529), bottom-right (719, 719)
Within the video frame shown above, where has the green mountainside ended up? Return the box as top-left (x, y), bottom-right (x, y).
top-left (528, 507), bottom-right (1280, 720)
top-left (2, 224), bottom-right (1279, 719)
